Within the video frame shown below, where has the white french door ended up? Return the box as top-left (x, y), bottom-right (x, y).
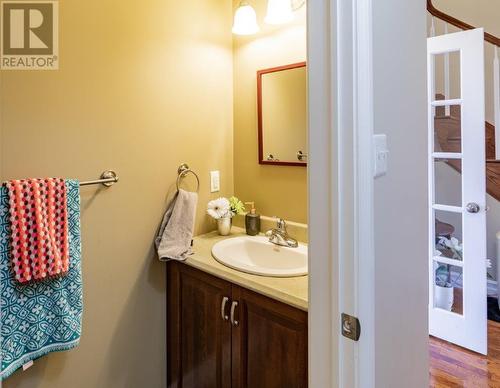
top-left (428, 28), bottom-right (487, 354)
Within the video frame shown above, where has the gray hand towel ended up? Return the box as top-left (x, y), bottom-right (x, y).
top-left (156, 189), bottom-right (198, 261)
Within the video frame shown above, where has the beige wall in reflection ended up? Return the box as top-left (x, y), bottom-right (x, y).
top-left (262, 66), bottom-right (307, 163)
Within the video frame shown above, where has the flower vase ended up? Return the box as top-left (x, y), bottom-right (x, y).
top-left (217, 217), bottom-right (232, 236)
top-left (434, 284), bottom-right (454, 311)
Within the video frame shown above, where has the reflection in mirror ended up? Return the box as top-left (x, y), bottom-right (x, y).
top-left (258, 62), bottom-right (307, 166)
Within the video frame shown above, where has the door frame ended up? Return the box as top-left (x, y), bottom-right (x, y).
top-left (308, 0), bottom-right (375, 386)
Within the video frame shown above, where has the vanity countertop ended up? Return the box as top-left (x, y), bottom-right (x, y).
top-left (186, 227), bottom-right (308, 311)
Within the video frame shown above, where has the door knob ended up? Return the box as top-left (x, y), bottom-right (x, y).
top-left (466, 202), bottom-right (480, 213)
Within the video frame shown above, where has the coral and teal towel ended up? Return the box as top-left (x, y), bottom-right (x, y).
top-left (0, 180), bottom-right (83, 380)
top-left (5, 178), bottom-right (70, 283)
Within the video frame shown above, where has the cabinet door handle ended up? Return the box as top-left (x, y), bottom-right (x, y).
top-left (221, 297), bottom-right (230, 321)
top-left (230, 301), bottom-right (239, 327)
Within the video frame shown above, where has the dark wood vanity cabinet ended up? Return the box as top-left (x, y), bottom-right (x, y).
top-left (231, 286), bottom-right (308, 388)
top-left (167, 262), bottom-right (308, 388)
top-left (167, 261), bottom-right (232, 388)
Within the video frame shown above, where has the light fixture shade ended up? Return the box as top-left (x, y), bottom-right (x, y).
top-left (265, 0), bottom-right (294, 25)
top-left (232, 3), bottom-right (260, 35)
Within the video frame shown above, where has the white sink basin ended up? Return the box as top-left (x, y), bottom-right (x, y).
top-left (211, 236), bottom-right (307, 277)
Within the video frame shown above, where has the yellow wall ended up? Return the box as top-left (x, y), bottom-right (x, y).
top-left (433, 0), bottom-right (500, 36)
top-left (233, 0), bottom-right (307, 223)
top-left (0, 0), bottom-right (233, 387)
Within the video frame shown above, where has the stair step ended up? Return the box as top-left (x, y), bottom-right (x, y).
top-left (433, 91), bottom-right (500, 201)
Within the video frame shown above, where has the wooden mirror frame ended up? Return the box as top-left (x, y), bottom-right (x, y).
top-left (257, 61), bottom-right (307, 167)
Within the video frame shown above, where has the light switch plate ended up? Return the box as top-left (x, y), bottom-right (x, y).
top-left (210, 171), bottom-right (220, 193)
top-left (373, 134), bottom-right (389, 178)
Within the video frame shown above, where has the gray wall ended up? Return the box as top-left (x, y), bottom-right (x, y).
top-left (373, 0), bottom-right (429, 386)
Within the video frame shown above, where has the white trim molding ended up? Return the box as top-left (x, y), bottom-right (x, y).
top-left (307, 0), bottom-right (339, 385)
top-left (308, 0), bottom-right (375, 386)
top-left (353, 0), bottom-right (375, 386)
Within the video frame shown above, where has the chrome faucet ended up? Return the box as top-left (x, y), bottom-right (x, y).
top-left (266, 218), bottom-right (299, 248)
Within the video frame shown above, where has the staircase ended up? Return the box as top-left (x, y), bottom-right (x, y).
top-left (434, 97), bottom-right (500, 200)
top-left (428, 0), bottom-right (500, 201)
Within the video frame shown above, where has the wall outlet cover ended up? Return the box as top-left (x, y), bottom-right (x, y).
top-left (210, 171), bottom-right (220, 192)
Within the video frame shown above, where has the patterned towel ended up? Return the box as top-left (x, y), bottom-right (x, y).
top-left (0, 180), bottom-right (83, 380)
top-left (5, 178), bottom-right (69, 283)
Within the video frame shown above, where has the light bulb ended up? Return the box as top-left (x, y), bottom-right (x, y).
top-left (265, 0), bottom-right (294, 25)
top-left (232, 2), bottom-right (260, 35)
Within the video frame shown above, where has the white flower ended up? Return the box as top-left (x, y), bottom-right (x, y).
top-left (437, 236), bottom-right (463, 260)
top-left (207, 198), bottom-right (230, 219)
top-left (445, 237), bottom-right (462, 252)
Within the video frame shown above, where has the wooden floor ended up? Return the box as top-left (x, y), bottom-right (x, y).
top-left (430, 320), bottom-right (500, 387)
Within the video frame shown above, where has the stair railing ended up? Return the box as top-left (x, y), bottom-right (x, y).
top-left (427, 0), bottom-right (500, 158)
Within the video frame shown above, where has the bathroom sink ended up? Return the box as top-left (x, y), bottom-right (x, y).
top-left (211, 236), bottom-right (307, 277)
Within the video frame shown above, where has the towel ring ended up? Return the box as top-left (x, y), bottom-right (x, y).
top-left (176, 163), bottom-right (200, 193)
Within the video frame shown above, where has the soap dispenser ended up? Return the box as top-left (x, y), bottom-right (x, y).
top-left (244, 202), bottom-right (260, 236)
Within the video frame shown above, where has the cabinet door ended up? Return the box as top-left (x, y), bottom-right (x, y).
top-left (167, 262), bottom-right (232, 388)
top-left (231, 286), bottom-right (308, 388)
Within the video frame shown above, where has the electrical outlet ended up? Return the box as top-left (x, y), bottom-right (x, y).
top-left (210, 171), bottom-right (220, 193)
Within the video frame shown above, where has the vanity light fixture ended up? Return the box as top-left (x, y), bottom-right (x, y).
top-left (233, 0), bottom-right (306, 35)
top-left (265, 0), bottom-right (306, 25)
top-left (264, 0), bottom-right (294, 25)
top-left (232, 1), bottom-right (260, 35)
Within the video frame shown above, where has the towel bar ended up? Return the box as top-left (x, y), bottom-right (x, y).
top-left (80, 170), bottom-right (119, 187)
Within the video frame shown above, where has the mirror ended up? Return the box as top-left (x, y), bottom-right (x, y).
top-left (257, 62), bottom-right (307, 166)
